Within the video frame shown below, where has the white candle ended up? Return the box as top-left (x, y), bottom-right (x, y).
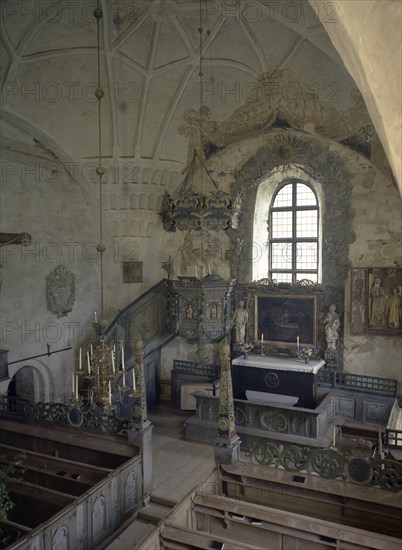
top-left (72, 372), bottom-right (75, 395)
top-left (208, 264), bottom-right (211, 275)
top-left (79, 347), bottom-right (82, 371)
top-left (132, 368), bottom-right (136, 391)
top-left (94, 311), bottom-right (97, 323)
top-left (90, 344), bottom-right (93, 356)
top-left (333, 426), bottom-right (336, 447)
top-left (121, 344), bottom-right (125, 371)
top-left (195, 266), bottom-right (198, 278)
top-left (261, 334), bottom-right (264, 344)
top-left (108, 380), bottom-right (111, 404)
top-left (75, 374), bottom-right (79, 399)
top-left (87, 351), bottom-right (91, 374)
top-left (123, 370), bottom-right (126, 386)
top-left (297, 336), bottom-right (300, 350)
top-left (111, 350), bottom-right (115, 373)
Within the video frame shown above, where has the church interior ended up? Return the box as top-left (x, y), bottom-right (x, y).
top-left (0, 0), bottom-right (401, 549)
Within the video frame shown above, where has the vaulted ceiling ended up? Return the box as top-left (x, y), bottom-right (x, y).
top-left (0, 2), bottom-right (371, 161)
top-left (0, 0), bottom-right (400, 194)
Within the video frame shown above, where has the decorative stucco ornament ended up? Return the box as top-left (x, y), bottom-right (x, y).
top-left (46, 265), bottom-right (75, 318)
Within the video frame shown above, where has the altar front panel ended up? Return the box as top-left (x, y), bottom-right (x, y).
top-left (232, 355), bottom-right (325, 409)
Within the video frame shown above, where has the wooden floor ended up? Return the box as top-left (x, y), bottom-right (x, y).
top-left (103, 404), bottom-right (216, 550)
top-left (149, 404), bottom-right (216, 502)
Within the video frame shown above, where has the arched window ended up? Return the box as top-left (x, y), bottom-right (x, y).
top-left (269, 181), bottom-right (319, 283)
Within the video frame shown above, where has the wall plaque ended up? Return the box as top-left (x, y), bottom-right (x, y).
top-left (123, 261), bottom-right (143, 283)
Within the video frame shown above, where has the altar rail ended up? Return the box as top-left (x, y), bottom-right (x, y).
top-left (318, 370), bottom-right (399, 395)
top-left (0, 396), bottom-right (129, 433)
top-left (186, 392), bottom-right (336, 448)
top-left (173, 360), bottom-right (219, 378)
top-left (386, 399), bottom-right (402, 449)
top-left (244, 443), bottom-right (402, 492)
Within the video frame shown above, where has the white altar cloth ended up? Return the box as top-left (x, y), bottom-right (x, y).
top-left (232, 354), bottom-right (325, 375)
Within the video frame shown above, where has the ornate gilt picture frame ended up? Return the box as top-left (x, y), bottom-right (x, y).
top-left (351, 268), bottom-right (402, 336)
top-left (255, 294), bottom-right (317, 350)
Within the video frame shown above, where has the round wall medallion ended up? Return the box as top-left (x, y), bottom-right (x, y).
top-left (260, 411), bottom-right (287, 432)
top-left (218, 416), bottom-right (229, 431)
top-left (346, 457), bottom-right (373, 484)
top-left (67, 407), bottom-right (83, 427)
top-left (265, 372), bottom-right (279, 388)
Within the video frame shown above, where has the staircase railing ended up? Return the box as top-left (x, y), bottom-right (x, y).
top-left (104, 279), bottom-right (175, 364)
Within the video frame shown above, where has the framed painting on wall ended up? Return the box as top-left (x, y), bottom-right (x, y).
top-left (351, 267), bottom-right (402, 336)
top-left (255, 294), bottom-right (316, 350)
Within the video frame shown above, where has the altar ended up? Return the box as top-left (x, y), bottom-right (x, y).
top-left (232, 354), bottom-right (325, 409)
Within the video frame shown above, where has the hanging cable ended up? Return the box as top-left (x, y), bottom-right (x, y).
top-left (94, 0), bottom-right (105, 321)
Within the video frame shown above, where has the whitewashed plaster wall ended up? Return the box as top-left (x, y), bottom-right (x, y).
top-left (309, 0), bottom-right (402, 194)
top-left (0, 121), bottom-right (101, 400)
top-left (344, 163), bottom-right (402, 382)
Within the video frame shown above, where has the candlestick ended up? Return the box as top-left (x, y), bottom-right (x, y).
top-left (378, 428), bottom-right (383, 455)
top-left (132, 368), bottom-right (136, 391)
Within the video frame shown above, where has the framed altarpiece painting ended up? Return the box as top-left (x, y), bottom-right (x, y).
top-left (351, 268), bottom-right (402, 336)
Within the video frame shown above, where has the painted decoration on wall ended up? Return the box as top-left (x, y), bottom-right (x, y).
top-left (351, 268), bottom-right (402, 336)
top-left (255, 294), bottom-right (316, 349)
top-left (46, 265), bottom-right (75, 318)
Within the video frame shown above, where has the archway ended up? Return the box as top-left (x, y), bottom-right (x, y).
top-left (7, 362), bottom-right (53, 404)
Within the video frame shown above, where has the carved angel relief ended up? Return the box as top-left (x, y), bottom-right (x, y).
top-left (46, 265), bottom-right (75, 318)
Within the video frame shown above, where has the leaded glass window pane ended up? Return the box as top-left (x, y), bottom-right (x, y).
top-left (296, 210), bottom-right (318, 238)
top-left (271, 243), bottom-right (292, 269)
top-left (296, 272), bottom-right (318, 282)
top-left (273, 185), bottom-right (293, 207)
top-left (272, 272), bottom-right (293, 283)
top-left (296, 242), bottom-right (318, 270)
top-left (271, 211), bottom-right (292, 238)
top-left (296, 183), bottom-right (316, 206)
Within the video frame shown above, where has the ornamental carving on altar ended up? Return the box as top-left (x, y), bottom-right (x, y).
top-left (46, 265), bottom-right (75, 318)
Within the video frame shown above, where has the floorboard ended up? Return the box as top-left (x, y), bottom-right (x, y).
top-left (148, 405), bottom-right (215, 501)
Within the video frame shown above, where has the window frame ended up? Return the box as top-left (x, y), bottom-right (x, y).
top-left (268, 180), bottom-right (319, 283)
